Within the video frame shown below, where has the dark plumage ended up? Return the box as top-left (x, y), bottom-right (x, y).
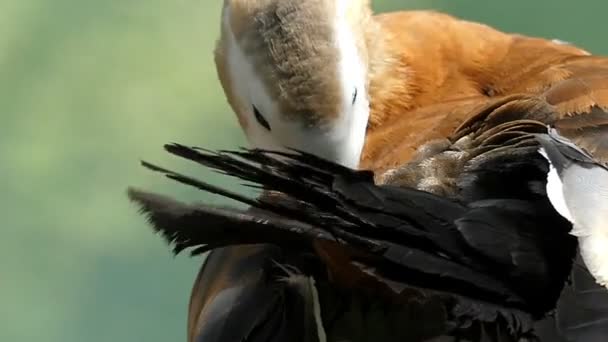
top-left (127, 144), bottom-right (608, 341)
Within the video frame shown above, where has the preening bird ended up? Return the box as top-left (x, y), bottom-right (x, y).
top-left (215, 0), bottom-right (608, 291)
top-left (130, 0), bottom-right (608, 341)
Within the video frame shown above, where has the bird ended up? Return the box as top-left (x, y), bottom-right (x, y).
top-left (132, 1), bottom-right (608, 340)
top-left (128, 144), bottom-right (602, 341)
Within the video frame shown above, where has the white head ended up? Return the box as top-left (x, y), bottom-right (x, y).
top-left (215, 0), bottom-right (372, 168)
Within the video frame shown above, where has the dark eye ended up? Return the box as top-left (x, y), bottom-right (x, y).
top-left (253, 105), bottom-right (271, 131)
top-left (352, 88), bottom-right (358, 105)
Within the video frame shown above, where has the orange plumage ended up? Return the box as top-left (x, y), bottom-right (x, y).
top-left (360, 11), bottom-right (606, 174)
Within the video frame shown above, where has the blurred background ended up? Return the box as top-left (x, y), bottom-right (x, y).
top-left (2, 0), bottom-right (607, 340)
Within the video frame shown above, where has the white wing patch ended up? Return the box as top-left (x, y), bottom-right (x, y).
top-left (562, 163), bottom-right (608, 288)
top-left (579, 234), bottom-right (608, 288)
top-left (540, 147), bottom-right (608, 288)
top-left (539, 148), bottom-right (573, 222)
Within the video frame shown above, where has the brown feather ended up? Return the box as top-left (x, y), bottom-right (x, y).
top-left (361, 12), bottom-right (608, 176)
top-left (186, 245), bottom-right (273, 342)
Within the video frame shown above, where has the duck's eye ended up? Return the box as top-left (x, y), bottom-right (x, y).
top-left (352, 88), bottom-right (358, 105)
top-left (253, 105), bottom-right (271, 131)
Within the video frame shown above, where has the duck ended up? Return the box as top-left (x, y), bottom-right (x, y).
top-left (131, 0), bottom-right (608, 340)
top-left (214, 0), bottom-right (608, 296)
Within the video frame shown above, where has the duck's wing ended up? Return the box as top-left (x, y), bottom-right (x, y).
top-left (128, 145), bottom-right (580, 341)
top-left (370, 62), bottom-right (608, 342)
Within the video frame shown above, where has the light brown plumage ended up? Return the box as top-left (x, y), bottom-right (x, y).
top-left (360, 11), bottom-right (608, 175)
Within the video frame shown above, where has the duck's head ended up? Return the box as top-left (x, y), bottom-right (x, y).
top-left (215, 0), bottom-right (372, 168)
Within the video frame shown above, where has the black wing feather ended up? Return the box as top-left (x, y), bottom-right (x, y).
top-left (130, 146), bottom-right (575, 319)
